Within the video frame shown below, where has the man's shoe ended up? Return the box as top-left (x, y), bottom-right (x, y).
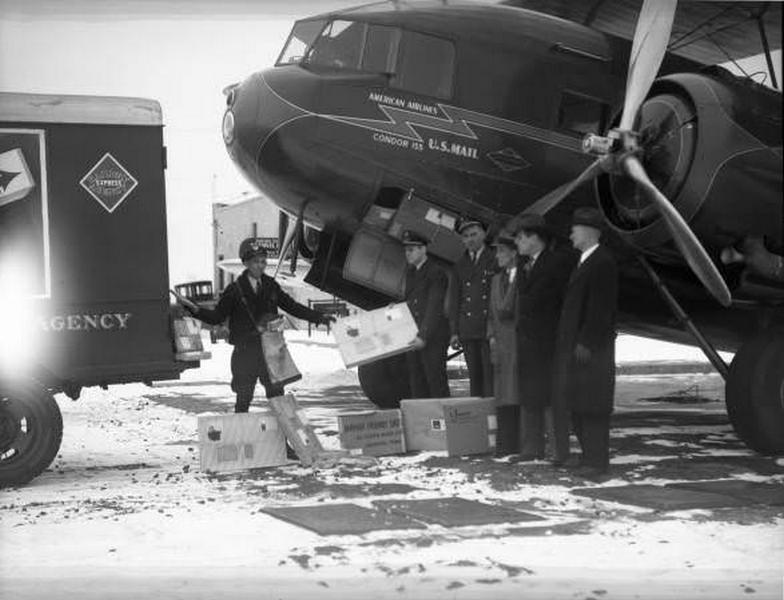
top-left (572, 465), bottom-right (609, 482)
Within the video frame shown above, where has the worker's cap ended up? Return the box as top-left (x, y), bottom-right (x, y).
top-left (401, 230), bottom-right (429, 246)
top-left (491, 232), bottom-right (517, 250)
top-left (239, 237), bottom-right (269, 262)
top-left (456, 218), bottom-right (486, 234)
top-left (570, 207), bottom-right (605, 231)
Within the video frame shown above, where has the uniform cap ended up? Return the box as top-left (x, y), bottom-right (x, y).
top-left (457, 218), bottom-right (485, 234)
top-left (239, 237), bottom-right (269, 262)
top-left (491, 232), bottom-right (517, 250)
top-left (401, 230), bottom-right (429, 246)
top-left (571, 207), bottom-right (605, 230)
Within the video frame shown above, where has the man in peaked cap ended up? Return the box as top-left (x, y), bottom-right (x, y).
top-left (551, 207), bottom-right (618, 480)
top-left (179, 236), bottom-right (335, 413)
top-left (513, 213), bottom-right (577, 461)
top-left (402, 230), bottom-right (451, 398)
top-left (447, 218), bottom-right (496, 397)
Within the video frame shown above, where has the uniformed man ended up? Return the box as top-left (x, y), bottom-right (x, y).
top-left (181, 237), bottom-right (335, 413)
top-left (552, 208), bottom-right (619, 479)
top-left (448, 219), bottom-right (496, 397)
top-left (402, 230), bottom-right (451, 398)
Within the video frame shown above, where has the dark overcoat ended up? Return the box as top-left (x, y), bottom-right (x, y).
top-left (194, 271), bottom-right (324, 344)
top-left (552, 245), bottom-right (618, 414)
top-left (487, 269), bottom-right (518, 406)
top-left (447, 246), bottom-right (496, 340)
top-left (405, 258), bottom-right (450, 345)
top-left (516, 246), bottom-right (577, 409)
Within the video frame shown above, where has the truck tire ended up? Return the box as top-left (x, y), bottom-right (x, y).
top-left (0, 379), bottom-right (63, 486)
top-left (725, 334), bottom-right (784, 455)
top-left (358, 354), bottom-right (411, 409)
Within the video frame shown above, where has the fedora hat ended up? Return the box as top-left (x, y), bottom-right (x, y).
top-left (491, 232), bottom-right (517, 250)
top-left (571, 207), bottom-right (605, 230)
top-left (515, 213), bottom-right (551, 237)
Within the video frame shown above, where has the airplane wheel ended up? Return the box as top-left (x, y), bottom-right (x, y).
top-left (725, 334), bottom-right (784, 455)
top-left (0, 378), bottom-right (63, 486)
top-left (358, 354), bottom-right (411, 409)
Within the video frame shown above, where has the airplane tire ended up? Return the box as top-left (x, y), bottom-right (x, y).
top-left (0, 379), bottom-right (63, 487)
top-left (725, 334), bottom-right (784, 455)
top-left (357, 354), bottom-right (411, 409)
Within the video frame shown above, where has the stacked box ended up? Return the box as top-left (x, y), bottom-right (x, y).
top-left (197, 411), bottom-right (286, 473)
top-left (333, 303), bottom-right (419, 368)
top-left (401, 397), bottom-right (497, 455)
top-left (386, 193), bottom-right (465, 263)
top-left (338, 409), bottom-right (406, 456)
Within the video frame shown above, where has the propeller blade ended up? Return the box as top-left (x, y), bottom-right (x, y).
top-left (509, 158), bottom-right (606, 228)
top-left (619, 0), bottom-right (677, 131)
top-left (273, 216), bottom-right (298, 279)
top-left (623, 155), bottom-right (731, 306)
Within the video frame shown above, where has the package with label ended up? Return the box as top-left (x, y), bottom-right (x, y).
top-left (386, 192), bottom-right (465, 263)
top-left (261, 330), bottom-right (302, 387)
top-left (338, 409), bottom-right (406, 456)
top-left (333, 303), bottom-right (418, 368)
top-left (269, 394), bottom-right (345, 466)
top-left (443, 398), bottom-right (498, 456)
top-left (401, 397), bottom-right (496, 453)
top-left (197, 411), bottom-right (286, 473)
top-left (173, 316), bottom-right (210, 361)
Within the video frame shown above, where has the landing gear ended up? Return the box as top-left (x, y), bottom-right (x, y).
top-left (726, 334), bottom-right (784, 455)
top-left (0, 379), bottom-right (63, 486)
top-left (357, 354), bottom-right (411, 409)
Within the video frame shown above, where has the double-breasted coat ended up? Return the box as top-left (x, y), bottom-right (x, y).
top-left (405, 258), bottom-right (451, 398)
top-left (487, 268), bottom-right (518, 406)
top-left (447, 247), bottom-right (496, 340)
top-left (552, 245), bottom-right (618, 414)
top-left (516, 246), bottom-right (577, 409)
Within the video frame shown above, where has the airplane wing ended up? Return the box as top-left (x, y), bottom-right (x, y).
top-left (501, 0), bottom-right (781, 66)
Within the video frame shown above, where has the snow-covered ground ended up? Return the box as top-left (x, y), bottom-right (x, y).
top-left (1, 332), bottom-right (781, 600)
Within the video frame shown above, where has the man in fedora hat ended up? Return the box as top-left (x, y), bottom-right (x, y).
top-left (513, 214), bottom-right (577, 460)
top-left (448, 218), bottom-right (496, 397)
top-left (552, 207), bottom-right (618, 480)
top-left (402, 230), bottom-right (451, 398)
top-left (180, 237), bottom-right (335, 413)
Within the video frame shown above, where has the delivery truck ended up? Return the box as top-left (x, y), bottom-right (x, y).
top-left (0, 92), bottom-right (207, 486)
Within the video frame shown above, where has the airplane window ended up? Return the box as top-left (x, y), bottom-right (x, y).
top-left (558, 91), bottom-right (609, 135)
top-left (392, 31), bottom-right (454, 99)
top-left (362, 25), bottom-right (398, 73)
top-left (277, 19), bottom-right (326, 65)
top-left (307, 20), bottom-right (364, 70)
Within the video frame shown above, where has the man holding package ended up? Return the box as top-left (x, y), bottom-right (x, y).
top-left (179, 237), bottom-right (334, 413)
top-left (402, 230), bottom-right (451, 398)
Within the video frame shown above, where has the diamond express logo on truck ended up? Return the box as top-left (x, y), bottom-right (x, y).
top-left (80, 153), bottom-right (137, 213)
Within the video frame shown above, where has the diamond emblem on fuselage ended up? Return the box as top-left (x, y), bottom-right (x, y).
top-left (79, 153), bottom-right (138, 213)
top-left (487, 148), bottom-right (530, 172)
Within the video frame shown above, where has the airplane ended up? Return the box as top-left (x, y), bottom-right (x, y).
top-left (219, 0), bottom-right (783, 454)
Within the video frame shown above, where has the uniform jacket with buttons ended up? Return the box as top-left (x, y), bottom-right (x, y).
top-left (447, 246), bottom-right (497, 340)
top-left (192, 271), bottom-right (324, 346)
top-left (405, 258), bottom-right (450, 343)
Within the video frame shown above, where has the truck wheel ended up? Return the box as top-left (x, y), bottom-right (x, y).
top-left (0, 379), bottom-right (63, 486)
top-left (725, 334), bottom-right (784, 455)
top-left (358, 354), bottom-right (411, 409)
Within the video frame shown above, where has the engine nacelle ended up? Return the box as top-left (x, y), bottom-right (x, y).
top-left (597, 72), bottom-right (782, 268)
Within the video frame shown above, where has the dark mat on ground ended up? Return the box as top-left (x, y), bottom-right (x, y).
top-left (667, 480), bottom-right (784, 506)
top-left (260, 503), bottom-right (425, 535)
top-left (373, 497), bottom-right (544, 526)
top-left (571, 484), bottom-right (749, 510)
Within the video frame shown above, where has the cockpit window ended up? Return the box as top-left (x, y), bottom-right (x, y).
top-left (306, 20), bottom-right (365, 69)
top-left (392, 31), bottom-right (454, 99)
top-left (277, 19), bottom-right (326, 65)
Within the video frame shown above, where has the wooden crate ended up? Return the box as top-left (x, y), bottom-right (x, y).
top-left (197, 411), bottom-right (286, 473)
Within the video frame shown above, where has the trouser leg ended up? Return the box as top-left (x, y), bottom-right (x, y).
top-left (406, 350), bottom-right (430, 398)
top-left (231, 344), bottom-right (260, 413)
top-left (479, 340), bottom-right (493, 397)
top-left (519, 406), bottom-right (545, 458)
top-left (495, 404), bottom-right (520, 456)
top-left (548, 400), bottom-right (571, 463)
top-left (577, 413), bottom-right (611, 470)
top-left (422, 339), bottom-right (449, 398)
top-left (462, 339), bottom-right (483, 397)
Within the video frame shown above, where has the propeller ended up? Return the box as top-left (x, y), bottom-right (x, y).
top-left (507, 0), bottom-right (732, 307)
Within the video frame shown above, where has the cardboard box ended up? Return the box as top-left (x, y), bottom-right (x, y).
top-left (269, 394), bottom-right (344, 466)
top-left (443, 398), bottom-right (498, 456)
top-left (197, 411), bottom-right (286, 473)
top-left (401, 397), bottom-right (496, 453)
top-left (333, 303), bottom-right (419, 368)
top-left (386, 193), bottom-right (465, 263)
top-left (338, 409), bottom-right (406, 456)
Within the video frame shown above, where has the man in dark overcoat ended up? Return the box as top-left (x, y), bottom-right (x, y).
top-left (403, 230), bottom-right (451, 398)
top-left (514, 215), bottom-right (577, 460)
top-left (448, 219), bottom-right (496, 397)
top-left (182, 237), bottom-right (334, 413)
top-left (551, 208), bottom-right (618, 478)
